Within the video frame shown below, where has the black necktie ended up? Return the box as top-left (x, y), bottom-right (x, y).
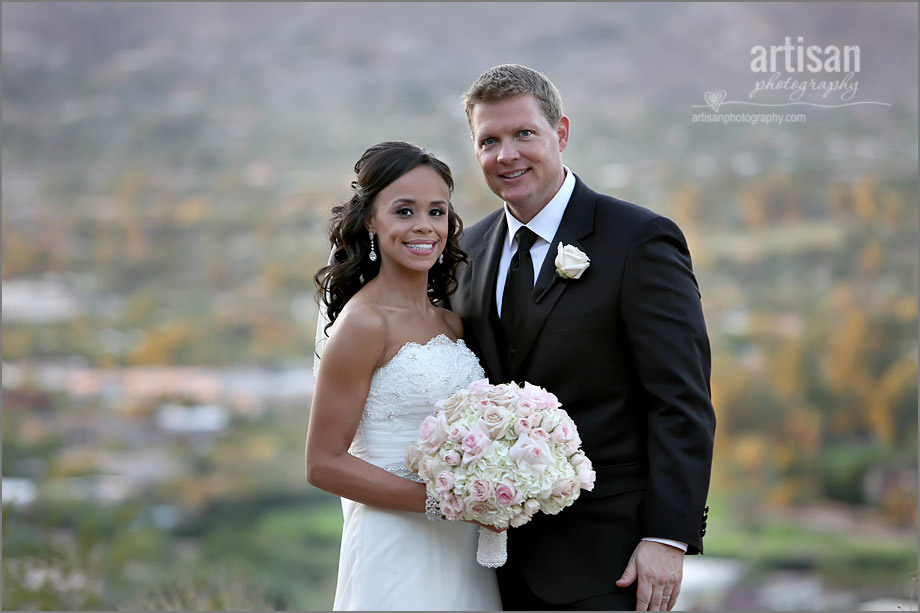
top-left (501, 226), bottom-right (539, 334)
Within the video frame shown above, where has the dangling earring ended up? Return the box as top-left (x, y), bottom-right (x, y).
top-left (368, 231), bottom-right (377, 262)
top-left (439, 253), bottom-right (444, 265)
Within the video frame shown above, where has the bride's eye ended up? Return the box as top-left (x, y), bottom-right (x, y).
top-left (396, 207), bottom-right (413, 216)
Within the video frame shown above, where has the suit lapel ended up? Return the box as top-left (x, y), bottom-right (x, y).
top-left (509, 178), bottom-right (596, 378)
top-left (468, 214), bottom-right (507, 381)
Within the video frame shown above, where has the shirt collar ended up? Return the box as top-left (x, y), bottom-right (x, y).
top-left (503, 167), bottom-right (576, 248)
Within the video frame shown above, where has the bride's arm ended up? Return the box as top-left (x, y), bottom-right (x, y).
top-left (305, 305), bottom-right (427, 513)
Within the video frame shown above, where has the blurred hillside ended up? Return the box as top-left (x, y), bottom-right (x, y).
top-left (2, 2), bottom-right (918, 610)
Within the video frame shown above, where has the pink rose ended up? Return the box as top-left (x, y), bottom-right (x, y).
top-left (570, 451), bottom-right (589, 467)
top-left (515, 400), bottom-right (535, 417)
top-left (443, 450), bottom-right (461, 466)
top-left (513, 417), bottom-right (532, 436)
top-left (552, 476), bottom-right (580, 499)
top-left (438, 493), bottom-right (456, 520)
top-left (530, 427), bottom-right (550, 443)
top-left (528, 408), bottom-right (545, 428)
top-left (495, 482), bottom-right (523, 507)
top-left (508, 432), bottom-right (553, 474)
top-left (487, 384), bottom-right (521, 409)
top-left (436, 471), bottom-right (456, 493)
top-left (460, 426), bottom-right (492, 467)
top-left (519, 382), bottom-right (544, 402)
top-left (444, 493), bottom-right (465, 518)
top-left (470, 478), bottom-right (493, 502)
top-left (536, 389), bottom-right (561, 410)
top-left (509, 512), bottom-right (531, 528)
top-left (448, 425), bottom-right (469, 443)
top-left (563, 439), bottom-right (580, 457)
top-left (551, 421), bottom-right (575, 444)
top-left (418, 412), bottom-right (449, 454)
top-left (519, 383), bottom-right (559, 408)
top-left (467, 378), bottom-right (492, 398)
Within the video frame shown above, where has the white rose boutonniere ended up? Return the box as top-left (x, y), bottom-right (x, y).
top-left (554, 243), bottom-right (590, 280)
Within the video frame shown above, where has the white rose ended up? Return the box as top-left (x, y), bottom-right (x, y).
top-left (509, 511), bottom-right (531, 528)
top-left (555, 243), bottom-right (590, 280)
top-left (405, 442), bottom-right (423, 471)
top-left (418, 457), bottom-right (442, 482)
top-left (436, 392), bottom-right (468, 422)
top-left (540, 497), bottom-right (566, 515)
top-left (576, 461), bottom-right (596, 491)
top-left (538, 410), bottom-right (562, 433)
top-left (479, 406), bottom-right (512, 439)
top-left (524, 498), bottom-right (542, 517)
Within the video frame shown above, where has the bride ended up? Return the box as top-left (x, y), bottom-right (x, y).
top-left (305, 141), bottom-right (502, 611)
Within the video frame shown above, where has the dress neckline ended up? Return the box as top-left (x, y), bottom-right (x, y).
top-left (377, 333), bottom-right (464, 371)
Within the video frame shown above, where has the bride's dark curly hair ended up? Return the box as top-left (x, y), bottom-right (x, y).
top-left (314, 141), bottom-right (467, 332)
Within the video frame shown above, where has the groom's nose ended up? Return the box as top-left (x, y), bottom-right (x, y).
top-left (497, 141), bottom-right (520, 163)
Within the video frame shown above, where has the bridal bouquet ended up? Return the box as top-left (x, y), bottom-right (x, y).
top-left (406, 379), bottom-right (595, 567)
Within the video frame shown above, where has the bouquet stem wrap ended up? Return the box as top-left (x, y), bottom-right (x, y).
top-left (476, 527), bottom-right (507, 568)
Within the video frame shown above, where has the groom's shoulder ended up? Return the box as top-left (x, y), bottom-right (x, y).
top-left (582, 180), bottom-right (671, 234)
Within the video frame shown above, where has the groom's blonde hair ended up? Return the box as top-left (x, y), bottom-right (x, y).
top-left (462, 64), bottom-right (564, 131)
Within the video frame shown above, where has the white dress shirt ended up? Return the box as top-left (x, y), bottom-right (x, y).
top-left (495, 168), bottom-right (576, 313)
top-left (493, 167), bottom-right (688, 554)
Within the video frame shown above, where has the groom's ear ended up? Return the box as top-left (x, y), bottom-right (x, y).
top-left (556, 115), bottom-right (570, 153)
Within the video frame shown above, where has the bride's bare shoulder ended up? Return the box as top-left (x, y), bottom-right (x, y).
top-left (440, 307), bottom-right (464, 340)
top-left (327, 301), bottom-right (388, 355)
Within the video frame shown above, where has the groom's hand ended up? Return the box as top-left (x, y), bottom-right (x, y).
top-left (615, 540), bottom-right (683, 611)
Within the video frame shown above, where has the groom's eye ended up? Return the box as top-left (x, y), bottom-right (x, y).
top-left (481, 137), bottom-right (497, 147)
top-left (519, 130), bottom-right (533, 137)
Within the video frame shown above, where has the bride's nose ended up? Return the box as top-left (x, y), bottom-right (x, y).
top-left (412, 215), bottom-right (435, 233)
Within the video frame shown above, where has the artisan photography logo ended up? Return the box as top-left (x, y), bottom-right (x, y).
top-left (691, 36), bottom-right (890, 123)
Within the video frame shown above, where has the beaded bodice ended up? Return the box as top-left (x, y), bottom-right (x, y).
top-left (349, 334), bottom-right (484, 470)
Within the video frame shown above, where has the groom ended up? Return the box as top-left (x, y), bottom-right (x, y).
top-left (449, 64), bottom-right (716, 611)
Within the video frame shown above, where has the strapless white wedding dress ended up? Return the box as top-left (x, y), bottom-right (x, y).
top-left (332, 334), bottom-right (502, 611)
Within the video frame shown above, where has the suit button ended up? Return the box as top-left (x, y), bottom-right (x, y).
top-left (701, 529), bottom-right (707, 536)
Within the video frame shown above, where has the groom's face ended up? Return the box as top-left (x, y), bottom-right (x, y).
top-left (470, 94), bottom-right (569, 222)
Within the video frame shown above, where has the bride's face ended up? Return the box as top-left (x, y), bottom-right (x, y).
top-left (367, 165), bottom-right (451, 274)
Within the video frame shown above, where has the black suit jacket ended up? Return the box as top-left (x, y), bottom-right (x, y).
top-left (450, 175), bottom-right (716, 603)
